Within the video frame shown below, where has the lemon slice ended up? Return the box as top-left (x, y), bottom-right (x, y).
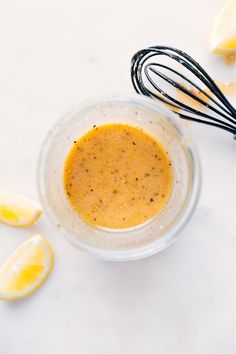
top-left (0, 191), bottom-right (42, 227)
top-left (0, 235), bottom-right (54, 300)
top-left (210, 0), bottom-right (236, 54)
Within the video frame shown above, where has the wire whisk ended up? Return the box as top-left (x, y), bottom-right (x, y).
top-left (131, 45), bottom-right (236, 136)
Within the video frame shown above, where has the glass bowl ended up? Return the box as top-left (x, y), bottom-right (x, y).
top-left (37, 95), bottom-right (201, 261)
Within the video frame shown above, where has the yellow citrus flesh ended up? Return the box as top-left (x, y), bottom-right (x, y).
top-left (210, 0), bottom-right (236, 54)
top-left (0, 191), bottom-right (42, 227)
top-left (0, 235), bottom-right (54, 300)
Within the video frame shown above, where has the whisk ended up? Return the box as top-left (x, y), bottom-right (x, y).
top-left (131, 45), bottom-right (236, 136)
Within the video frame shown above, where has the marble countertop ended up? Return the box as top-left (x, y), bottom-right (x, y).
top-left (0, 0), bottom-right (235, 353)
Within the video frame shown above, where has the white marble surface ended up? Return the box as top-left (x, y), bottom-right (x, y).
top-left (0, 0), bottom-right (235, 353)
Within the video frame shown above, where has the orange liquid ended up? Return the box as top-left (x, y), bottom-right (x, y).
top-left (64, 124), bottom-right (173, 229)
top-left (223, 52), bottom-right (236, 66)
top-left (175, 81), bottom-right (236, 111)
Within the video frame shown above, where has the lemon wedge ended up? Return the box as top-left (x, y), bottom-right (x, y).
top-left (0, 191), bottom-right (42, 227)
top-left (210, 0), bottom-right (236, 54)
top-left (0, 235), bottom-right (54, 300)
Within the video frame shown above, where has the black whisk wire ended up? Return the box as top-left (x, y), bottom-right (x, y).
top-left (131, 46), bottom-right (236, 136)
top-left (145, 65), bottom-right (236, 129)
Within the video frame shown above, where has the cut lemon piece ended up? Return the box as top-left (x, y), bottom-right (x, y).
top-left (0, 191), bottom-right (42, 226)
top-left (0, 235), bottom-right (54, 300)
top-left (210, 0), bottom-right (236, 54)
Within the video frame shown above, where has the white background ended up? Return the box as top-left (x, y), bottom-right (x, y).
top-left (0, 0), bottom-right (235, 353)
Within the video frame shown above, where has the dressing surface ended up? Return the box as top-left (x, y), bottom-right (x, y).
top-left (64, 124), bottom-right (173, 229)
